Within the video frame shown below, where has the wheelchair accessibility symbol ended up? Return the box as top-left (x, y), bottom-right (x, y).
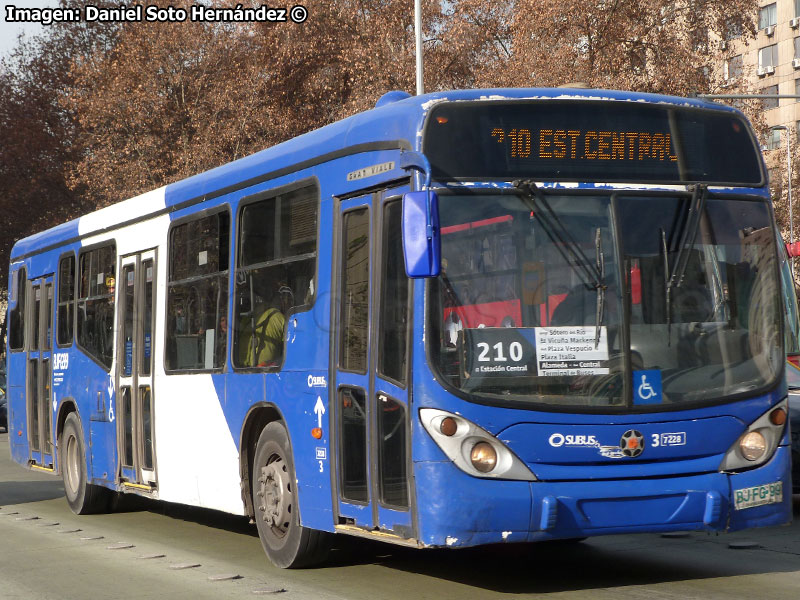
top-left (638, 376), bottom-right (656, 400)
top-left (633, 370), bottom-right (662, 404)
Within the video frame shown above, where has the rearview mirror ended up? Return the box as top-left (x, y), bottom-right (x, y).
top-left (402, 191), bottom-right (441, 278)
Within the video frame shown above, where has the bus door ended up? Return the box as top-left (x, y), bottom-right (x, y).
top-left (27, 276), bottom-right (55, 469)
top-left (116, 250), bottom-right (158, 489)
top-left (332, 186), bottom-right (414, 538)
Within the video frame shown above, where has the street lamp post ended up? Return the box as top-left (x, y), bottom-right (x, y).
top-left (414, 0), bottom-right (423, 95)
top-left (770, 125), bottom-right (794, 279)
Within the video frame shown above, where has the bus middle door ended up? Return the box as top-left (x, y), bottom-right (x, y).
top-left (116, 251), bottom-right (158, 490)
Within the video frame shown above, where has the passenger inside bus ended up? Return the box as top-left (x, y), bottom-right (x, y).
top-left (215, 316), bottom-right (228, 366)
top-left (551, 282), bottom-right (603, 326)
top-left (237, 278), bottom-right (291, 367)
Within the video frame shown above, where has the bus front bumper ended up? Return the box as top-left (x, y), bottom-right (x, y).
top-left (414, 445), bottom-right (792, 548)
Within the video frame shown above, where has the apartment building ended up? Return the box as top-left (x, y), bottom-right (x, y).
top-left (727, 1), bottom-right (800, 148)
top-left (717, 3), bottom-right (800, 239)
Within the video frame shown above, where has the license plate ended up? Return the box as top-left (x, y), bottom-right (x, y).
top-left (733, 482), bottom-right (783, 510)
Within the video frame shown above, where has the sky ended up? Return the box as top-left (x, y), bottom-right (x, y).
top-left (1, 1), bottom-right (58, 58)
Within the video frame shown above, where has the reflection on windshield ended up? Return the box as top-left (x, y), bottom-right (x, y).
top-left (786, 362), bottom-right (800, 389)
top-left (778, 236), bottom-right (800, 355)
top-left (620, 196), bottom-right (781, 402)
top-left (429, 193), bottom-right (782, 410)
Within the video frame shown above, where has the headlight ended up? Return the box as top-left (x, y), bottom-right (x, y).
top-left (470, 442), bottom-right (498, 473)
top-left (419, 408), bottom-right (536, 480)
top-left (719, 399), bottom-right (787, 472)
top-left (739, 431), bottom-right (766, 461)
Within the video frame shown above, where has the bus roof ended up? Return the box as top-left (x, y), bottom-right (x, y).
top-left (10, 87), bottom-right (735, 261)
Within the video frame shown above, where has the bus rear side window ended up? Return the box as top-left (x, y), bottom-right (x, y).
top-left (8, 267), bottom-right (27, 351)
top-left (57, 255), bottom-right (75, 346)
top-left (77, 245), bottom-right (116, 369)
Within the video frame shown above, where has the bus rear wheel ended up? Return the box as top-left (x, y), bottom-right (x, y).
top-left (60, 412), bottom-right (110, 514)
top-left (253, 422), bottom-right (331, 568)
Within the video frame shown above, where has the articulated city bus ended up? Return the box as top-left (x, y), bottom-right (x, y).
top-left (5, 88), bottom-right (791, 568)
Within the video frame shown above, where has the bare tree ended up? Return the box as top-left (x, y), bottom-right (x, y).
top-left (0, 0), bottom-right (120, 273)
top-left (1, 0), bottom-right (771, 262)
top-left (451, 0), bottom-right (759, 95)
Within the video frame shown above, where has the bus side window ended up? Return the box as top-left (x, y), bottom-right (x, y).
top-left (165, 210), bottom-right (230, 372)
top-left (8, 267), bottom-right (27, 351)
top-left (233, 184), bottom-right (319, 370)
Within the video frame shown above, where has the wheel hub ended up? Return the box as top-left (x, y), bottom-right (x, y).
top-left (65, 434), bottom-right (80, 496)
top-left (259, 457), bottom-right (292, 534)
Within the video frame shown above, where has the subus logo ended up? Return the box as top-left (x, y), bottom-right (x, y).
top-left (620, 429), bottom-right (645, 457)
top-left (307, 375), bottom-right (327, 388)
top-left (548, 433), bottom-right (599, 448)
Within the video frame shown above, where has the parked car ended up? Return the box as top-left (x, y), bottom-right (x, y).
top-left (786, 361), bottom-right (800, 493)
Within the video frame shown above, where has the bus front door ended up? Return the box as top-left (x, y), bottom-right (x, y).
top-left (116, 251), bottom-right (158, 490)
top-left (332, 186), bottom-right (414, 540)
top-left (27, 276), bottom-right (54, 469)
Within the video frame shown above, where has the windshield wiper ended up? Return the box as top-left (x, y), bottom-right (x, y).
top-left (662, 183), bottom-right (708, 325)
top-left (660, 228), bottom-right (673, 338)
top-left (669, 184), bottom-right (708, 290)
top-left (513, 180), bottom-right (606, 346)
top-left (663, 184), bottom-right (707, 339)
top-left (595, 227), bottom-right (605, 348)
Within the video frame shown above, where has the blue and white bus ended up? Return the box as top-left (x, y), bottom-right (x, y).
top-left (5, 88), bottom-right (792, 568)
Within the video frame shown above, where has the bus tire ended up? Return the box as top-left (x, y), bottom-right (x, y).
top-left (253, 421), bottom-right (331, 568)
top-left (60, 412), bottom-right (110, 515)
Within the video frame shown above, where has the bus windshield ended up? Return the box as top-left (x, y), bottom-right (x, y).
top-left (429, 192), bottom-right (783, 409)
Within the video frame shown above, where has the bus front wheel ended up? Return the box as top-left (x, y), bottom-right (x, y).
top-left (253, 422), bottom-right (331, 568)
top-left (60, 412), bottom-right (110, 514)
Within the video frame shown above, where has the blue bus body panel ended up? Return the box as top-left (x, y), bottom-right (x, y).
top-left (10, 220), bottom-right (81, 263)
top-left (7, 368), bottom-right (27, 464)
top-left (160, 101), bottom-right (425, 210)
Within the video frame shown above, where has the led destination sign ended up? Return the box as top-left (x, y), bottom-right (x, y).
top-left (490, 128), bottom-right (678, 163)
top-left (424, 100), bottom-right (762, 185)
